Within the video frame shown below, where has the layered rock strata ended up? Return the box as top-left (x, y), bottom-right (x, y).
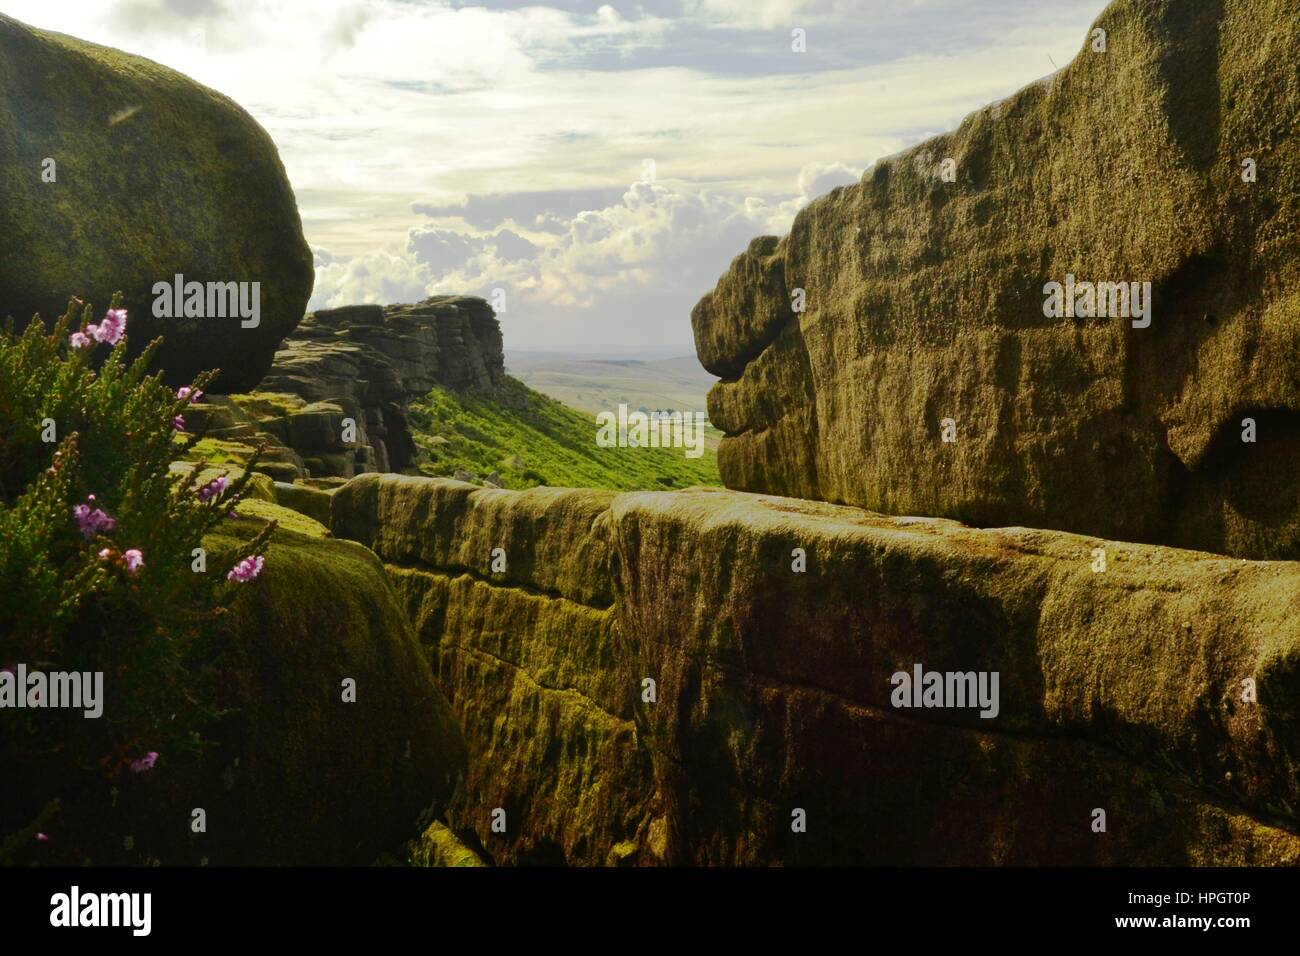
top-left (333, 473), bottom-right (1300, 865)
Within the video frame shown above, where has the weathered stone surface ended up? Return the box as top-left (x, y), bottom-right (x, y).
top-left (387, 566), bottom-right (653, 866)
top-left (692, 0), bottom-right (1300, 560)
top-left (273, 480), bottom-right (334, 528)
top-left (408, 821), bottom-right (487, 867)
top-left (610, 488), bottom-right (1300, 862)
top-left (333, 475), bottom-right (1300, 865)
top-left (333, 473), bottom-right (615, 608)
top-left (188, 504), bottom-right (467, 865)
top-left (251, 296), bottom-right (504, 478)
top-left (0, 14), bottom-right (313, 392)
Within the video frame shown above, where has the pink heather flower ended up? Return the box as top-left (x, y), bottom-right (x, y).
top-left (91, 308), bottom-right (127, 345)
top-left (172, 415), bottom-right (185, 432)
top-left (226, 494), bottom-right (242, 519)
top-left (73, 496), bottom-right (116, 540)
top-left (198, 476), bottom-right (227, 503)
top-left (123, 549), bottom-right (144, 574)
top-left (70, 331), bottom-right (92, 349)
top-left (36, 833), bottom-right (49, 842)
top-left (129, 751), bottom-right (158, 774)
top-left (98, 547), bottom-right (114, 559)
top-left (227, 555), bottom-right (264, 583)
top-left (177, 386), bottom-right (204, 403)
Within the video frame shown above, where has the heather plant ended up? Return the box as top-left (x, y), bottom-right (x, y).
top-left (0, 294), bottom-right (273, 861)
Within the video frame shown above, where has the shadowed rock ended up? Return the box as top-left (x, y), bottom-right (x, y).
top-left (0, 14), bottom-right (314, 392)
top-left (692, 0), bottom-right (1300, 560)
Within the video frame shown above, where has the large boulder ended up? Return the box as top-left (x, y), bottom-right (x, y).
top-left (183, 503), bottom-right (467, 864)
top-left (333, 474), bottom-right (1300, 865)
top-left (0, 14), bottom-right (313, 392)
top-left (693, 0), bottom-right (1300, 559)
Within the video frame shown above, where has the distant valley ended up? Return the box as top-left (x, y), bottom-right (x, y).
top-left (504, 349), bottom-right (717, 418)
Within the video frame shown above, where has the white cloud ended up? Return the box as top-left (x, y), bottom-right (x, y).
top-left (309, 168), bottom-right (838, 348)
top-left (681, 0), bottom-right (814, 30)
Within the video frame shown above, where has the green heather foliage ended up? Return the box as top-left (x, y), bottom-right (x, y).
top-left (0, 295), bottom-right (271, 863)
top-left (409, 376), bottom-right (720, 490)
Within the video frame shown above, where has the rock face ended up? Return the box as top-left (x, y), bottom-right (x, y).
top-left (0, 499), bottom-right (467, 865)
top-left (692, 0), bottom-right (1300, 560)
top-left (333, 474), bottom-right (1300, 865)
top-left (0, 14), bottom-right (313, 392)
top-left (192, 502), bottom-right (466, 865)
top-left (241, 297), bottom-right (504, 479)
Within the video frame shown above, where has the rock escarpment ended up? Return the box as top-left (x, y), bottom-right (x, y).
top-left (693, 0), bottom-right (1300, 560)
top-left (206, 297), bottom-right (504, 481)
top-left (0, 14), bottom-right (313, 392)
top-left (334, 474), bottom-right (1300, 865)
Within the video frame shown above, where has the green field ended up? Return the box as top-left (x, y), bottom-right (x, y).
top-left (409, 375), bottom-right (721, 491)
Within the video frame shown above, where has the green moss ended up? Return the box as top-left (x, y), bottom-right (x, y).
top-left (407, 821), bottom-right (486, 867)
top-left (230, 391), bottom-right (307, 417)
top-left (232, 496), bottom-right (329, 538)
top-left (179, 435), bottom-right (257, 467)
top-left (188, 514), bottom-right (467, 864)
top-left (0, 13), bottom-right (313, 391)
top-left (168, 460), bottom-right (276, 502)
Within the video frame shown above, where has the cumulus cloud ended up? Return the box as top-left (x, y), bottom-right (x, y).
top-left (309, 167), bottom-right (836, 347)
top-left (310, 248), bottom-right (433, 311)
top-left (492, 229), bottom-right (539, 261)
top-left (412, 188), bottom-right (627, 232)
top-left (405, 228), bottom-right (480, 276)
top-left (796, 160), bottom-right (862, 200)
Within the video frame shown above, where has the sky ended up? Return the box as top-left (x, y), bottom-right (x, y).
top-left (3, 0), bottom-right (1108, 351)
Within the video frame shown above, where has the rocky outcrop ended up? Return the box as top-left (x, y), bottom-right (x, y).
top-left (1, 499), bottom-right (467, 866)
top-left (692, 0), bottom-right (1300, 560)
top-left (0, 14), bottom-right (313, 392)
top-left (225, 297), bottom-right (504, 480)
top-left (333, 474), bottom-right (1300, 865)
top-left (187, 503), bottom-right (467, 865)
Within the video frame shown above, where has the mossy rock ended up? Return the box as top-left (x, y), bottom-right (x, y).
top-left (693, 0), bottom-right (1300, 559)
top-left (177, 436), bottom-right (258, 468)
top-left (0, 14), bottom-right (313, 392)
top-left (234, 495), bottom-right (328, 537)
top-left (408, 821), bottom-right (486, 867)
top-left (172, 513), bottom-right (469, 864)
top-left (169, 460), bottom-right (276, 502)
top-left (272, 480), bottom-right (333, 528)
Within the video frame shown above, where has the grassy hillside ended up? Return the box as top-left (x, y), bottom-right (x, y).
top-left (408, 376), bottom-right (721, 490)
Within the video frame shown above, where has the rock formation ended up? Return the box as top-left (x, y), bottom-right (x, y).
top-left (194, 502), bottom-right (466, 865)
top-left (0, 14), bottom-right (314, 392)
top-left (199, 297), bottom-right (505, 481)
top-left (692, 0), bottom-right (1300, 560)
top-left (333, 473), bottom-right (1300, 865)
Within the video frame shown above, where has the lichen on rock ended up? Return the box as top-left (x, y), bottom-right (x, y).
top-left (692, 0), bottom-right (1300, 560)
